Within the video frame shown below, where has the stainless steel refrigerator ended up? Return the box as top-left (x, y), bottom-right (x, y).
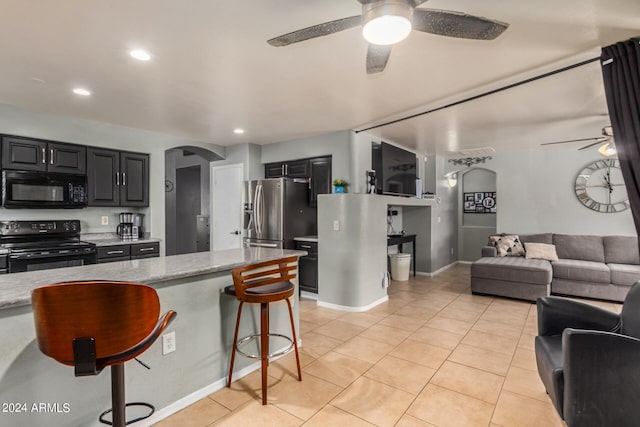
top-left (243, 178), bottom-right (316, 249)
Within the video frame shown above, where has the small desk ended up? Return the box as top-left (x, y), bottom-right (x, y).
top-left (387, 234), bottom-right (416, 276)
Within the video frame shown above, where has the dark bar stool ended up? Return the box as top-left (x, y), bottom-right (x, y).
top-left (31, 280), bottom-right (177, 427)
top-left (225, 256), bottom-right (302, 405)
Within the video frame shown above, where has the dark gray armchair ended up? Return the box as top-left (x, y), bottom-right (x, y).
top-left (535, 282), bottom-right (640, 427)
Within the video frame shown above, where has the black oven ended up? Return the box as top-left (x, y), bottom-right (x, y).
top-left (0, 220), bottom-right (96, 273)
top-left (8, 246), bottom-right (96, 273)
top-left (2, 170), bottom-right (88, 208)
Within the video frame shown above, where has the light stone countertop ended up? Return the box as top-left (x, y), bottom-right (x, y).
top-left (293, 235), bottom-right (318, 243)
top-left (0, 247), bottom-right (305, 310)
top-left (81, 232), bottom-right (161, 246)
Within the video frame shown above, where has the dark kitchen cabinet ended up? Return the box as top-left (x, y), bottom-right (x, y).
top-left (2, 136), bottom-right (86, 174)
top-left (309, 157), bottom-right (332, 207)
top-left (97, 241), bottom-right (159, 263)
top-left (87, 148), bottom-right (149, 207)
top-left (296, 240), bottom-right (318, 294)
top-left (264, 159), bottom-right (310, 178)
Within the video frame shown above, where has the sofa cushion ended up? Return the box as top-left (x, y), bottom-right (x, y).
top-left (471, 257), bottom-right (552, 285)
top-left (609, 264), bottom-right (640, 287)
top-left (604, 236), bottom-right (640, 265)
top-left (488, 234), bottom-right (525, 257)
top-left (552, 259), bottom-right (610, 284)
top-left (525, 243), bottom-right (559, 261)
top-left (553, 234), bottom-right (605, 263)
top-left (520, 233), bottom-right (553, 245)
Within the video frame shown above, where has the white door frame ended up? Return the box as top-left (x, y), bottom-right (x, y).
top-left (211, 163), bottom-right (244, 250)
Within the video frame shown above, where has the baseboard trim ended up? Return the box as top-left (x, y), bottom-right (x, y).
top-left (316, 295), bottom-right (389, 312)
top-left (415, 261), bottom-right (461, 277)
top-left (132, 342), bottom-right (299, 426)
top-left (300, 290), bottom-right (318, 300)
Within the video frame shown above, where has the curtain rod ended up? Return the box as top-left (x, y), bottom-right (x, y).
top-left (355, 56), bottom-right (601, 134)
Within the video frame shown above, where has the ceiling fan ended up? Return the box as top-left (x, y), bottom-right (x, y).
top-left (267, 0), bottom-right (509, 74)
top-left (541, 126), bottom-right (617, 157)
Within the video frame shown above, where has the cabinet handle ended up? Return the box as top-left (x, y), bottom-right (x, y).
top-left (139, 247), bottom-right (155, 252)
top-left (308, 177), bottom-right (312, 189)
top-left (42, 148), bottom-right (46, 164)
top-left (300, 244), bottom-right (312, 249)
top-left (50, 149), bottom-right (54, 165)
top-left (281, 165), bottom-right (285, 175)
top-left (107, 250), bottom-right (124, 255)
top-left (116, 172), bottom-right (120, 186)
top-left (285, 164), bottom-right (288, 175)
top-left (122, 172), bottom-right (126, 186)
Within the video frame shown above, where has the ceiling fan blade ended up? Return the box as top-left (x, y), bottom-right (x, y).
top-left (540, 137), bottom-right (602, 146)
top-left (579, 137), bottom-right (611, 151)
top-left (412, 9), bottom-right (509, 40)
top-left (366, 44), bottom-right (392, 74)
top-left (267, 15), bottom-right (362, 46)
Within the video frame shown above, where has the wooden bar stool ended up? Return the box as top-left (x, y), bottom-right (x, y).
top-left (225, 256), bottom-right (302, 405)
top-left (31, 281), bottom-right (177, 427)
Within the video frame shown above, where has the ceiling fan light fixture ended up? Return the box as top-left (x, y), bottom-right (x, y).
top-left (599, 143), bottom-right (617, 157)
top-left (362, 1), bottom-right (412, 46)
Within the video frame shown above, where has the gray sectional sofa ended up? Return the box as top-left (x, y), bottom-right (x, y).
top-left (470, 233), bottom-right (640, 302)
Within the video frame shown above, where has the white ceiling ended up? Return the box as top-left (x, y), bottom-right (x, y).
top-left (0, 0), bottom-right (638, 156)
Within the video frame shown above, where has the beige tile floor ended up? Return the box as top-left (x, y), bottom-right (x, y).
top-left (154, 264), bottom-right (623, 427)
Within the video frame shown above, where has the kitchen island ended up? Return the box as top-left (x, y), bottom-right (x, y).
top-left (0, 247), bottom-right (304, 427)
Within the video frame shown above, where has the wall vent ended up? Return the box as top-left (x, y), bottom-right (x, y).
top-left (454, 147), bottom-right (496, 157)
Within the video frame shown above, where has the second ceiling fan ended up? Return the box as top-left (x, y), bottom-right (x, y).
top-left (541, 126), bottom-right (617, 157)
top-left (267, 0), bottom-right (509, 74)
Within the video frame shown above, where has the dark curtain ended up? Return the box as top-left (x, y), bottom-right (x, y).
top-left (601, 39), bottom-right (640, 236)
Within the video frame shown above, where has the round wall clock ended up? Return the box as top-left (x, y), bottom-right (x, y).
top-left (574, 159), bottom-right (629, 213)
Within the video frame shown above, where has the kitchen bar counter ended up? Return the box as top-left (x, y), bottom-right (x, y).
top-left (0, 247), bottom-right (303, 309)
top-left (0, 247), bottom-right (305, 427)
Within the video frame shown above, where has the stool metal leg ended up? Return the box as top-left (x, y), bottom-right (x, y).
top-left (111, 364), bottom-right (126, 427)
top-left (285, 297), bottom-right (302, 381)
top-left (227, 301), bottom-right (244, 387)
top-left (260, 302), bottom-right (269, 405)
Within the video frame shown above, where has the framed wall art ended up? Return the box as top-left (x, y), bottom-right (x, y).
top-left (464, 192), bottom-right (497, 213)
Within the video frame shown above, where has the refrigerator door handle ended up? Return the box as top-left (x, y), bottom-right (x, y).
top-left (247, 242), bottom-right (278, 248)
top-left (256, 184), bottom-right (264, 235)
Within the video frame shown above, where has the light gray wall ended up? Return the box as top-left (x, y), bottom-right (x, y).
top-left (262, 130), bottom-right (351, 184)
top-left (489, 147), bottom-right (635, 235)
top-left (0, 103), bottom-right (226, 251)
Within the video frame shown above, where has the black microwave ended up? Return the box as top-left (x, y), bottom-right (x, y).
top-left (2, 170), bottom-right (88, 208)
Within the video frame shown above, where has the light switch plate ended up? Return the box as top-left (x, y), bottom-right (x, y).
top-left (101, 216), bottom-right (109, 225)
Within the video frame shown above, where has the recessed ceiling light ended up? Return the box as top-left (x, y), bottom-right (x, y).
top-left (233, 129), bottom-right (245, 134)
top-left (72, 88), bottom-right (92, 96)
top-left (129, 49), bottom-right (152, 61)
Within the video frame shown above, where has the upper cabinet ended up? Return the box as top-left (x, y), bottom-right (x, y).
top-left (2, 136), bottom-right (86, 174)
top-left (264, 156), bottom-right (332, 206)
top-left (87, 148), bottom-right (149, 207)
top-left (264, 159), bottom-right (310, 178)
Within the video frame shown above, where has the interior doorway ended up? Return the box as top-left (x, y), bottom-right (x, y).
top-left (211, 163), bottom-right (244, 250)
top-left (165, 146), bottom-right (223, 256)
top-left (458, 168), bottom-right (497, 262)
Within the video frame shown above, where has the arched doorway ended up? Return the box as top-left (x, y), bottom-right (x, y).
top-left (458, 168), bottom-right (497, 261)
top-left (164, 146), bottom-right (223, 255)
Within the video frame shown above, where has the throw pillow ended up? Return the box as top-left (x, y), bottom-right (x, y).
top-left (488, 234), bottom-right (525, 257)
top-left (525, 243), bottom-right (559, 261)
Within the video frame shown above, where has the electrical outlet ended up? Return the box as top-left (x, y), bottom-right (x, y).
top-left (101, 216), bottom-right (109, 225)
top-left (333, 220), bottom-right (340, 231)
top-left (162, 331), bottom-right (176, 355)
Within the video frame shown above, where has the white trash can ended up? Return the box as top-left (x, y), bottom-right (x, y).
top-left (389, 253), bottom-right (412, 281)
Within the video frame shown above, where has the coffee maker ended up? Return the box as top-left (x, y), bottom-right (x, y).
top-left (117, 212), bottom-right (144, 239)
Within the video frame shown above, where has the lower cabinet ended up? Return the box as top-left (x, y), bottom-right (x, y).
top-left (97, 242), bottom-right (159, 263)
top-left (296, 240), bottom-right (318, 294)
